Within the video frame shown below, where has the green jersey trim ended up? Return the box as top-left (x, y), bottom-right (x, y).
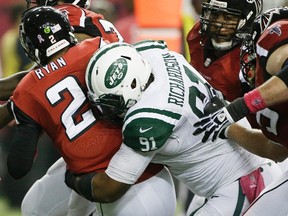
top-left (134, 40), bottom-right (168, 52)
top-left (123, 108), bottom-right (181, 152)
top-left (123, 117), bottom-right (175, 152)
top-left (124, 108), bottom-right (181, 122)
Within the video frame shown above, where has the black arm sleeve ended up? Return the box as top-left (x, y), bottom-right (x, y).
top-left (7, 105), bottom-right (41, 179)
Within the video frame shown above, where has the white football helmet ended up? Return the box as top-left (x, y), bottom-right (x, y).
top-left (85, 42), bottom-right (152, 119)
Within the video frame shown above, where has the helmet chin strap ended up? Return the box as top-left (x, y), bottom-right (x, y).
top-left (211, 39), bottom-right (233, 50)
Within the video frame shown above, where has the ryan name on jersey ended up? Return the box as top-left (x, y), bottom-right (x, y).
top-left (33, 57), bottom-right (68, 80)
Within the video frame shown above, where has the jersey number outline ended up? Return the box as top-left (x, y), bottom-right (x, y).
top-left (256, 108), bottom-right (279, 135)
top-left (46, 76), bottom-right (96, 140)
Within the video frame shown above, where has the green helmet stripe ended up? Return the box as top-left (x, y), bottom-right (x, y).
top-left (86, 42), bottom-right (132, 91)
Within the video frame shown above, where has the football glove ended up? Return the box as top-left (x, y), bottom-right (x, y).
top-left (193, 97), bottom-right (250, 142)
top-left (193, 106), bottom-right (234, 142)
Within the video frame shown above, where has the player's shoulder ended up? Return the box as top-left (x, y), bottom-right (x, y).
top-left (257, 20), bottom-right (288, 54)
top-left (122, 106), bottom-right (180, 152)
top-left (55, 3), bottom-right (82, 12)
top-left (70, 37), bottom-right (104, 55)
top-left (134, 40), bottom-right (168, 52)
top-left (187, 21), bottom-right (201, 41)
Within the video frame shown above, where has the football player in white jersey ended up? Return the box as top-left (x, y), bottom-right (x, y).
top-left (65, 40), bottom-right (283, 216)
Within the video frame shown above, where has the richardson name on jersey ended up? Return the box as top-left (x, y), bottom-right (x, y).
top-left (162, 53), bottom-right (184, 107)
top-left (34, 57), bottom-right (67, 80)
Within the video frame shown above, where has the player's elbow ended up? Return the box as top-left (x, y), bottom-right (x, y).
top-left (7, 155), bottom-right (33, 179)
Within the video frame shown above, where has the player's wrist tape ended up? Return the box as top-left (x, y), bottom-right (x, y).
top-left (226, 98), bottom-right (250, 122)
top-left (243, 88), bottom-right (266, 113)
top-left (277, 64), bottom-right (288, 87)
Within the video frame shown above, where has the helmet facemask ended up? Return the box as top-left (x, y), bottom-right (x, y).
top-left (200, 3), bottom-right (242, 50)
top-left (240, 34), bottom-right (256, 88)
top-left (200, 0), bottom-right (263, 50)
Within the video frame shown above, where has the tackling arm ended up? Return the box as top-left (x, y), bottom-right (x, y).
top-left (65, 170), bottom-right (131, 203)
top-left (0, 71), bottom-right (28, 101)
top-left (227, 123), bottom-right (288, 162)
top-left (0, 102), bottom-right (14, 128)
top-left (65, 143), bottom-right (155, 203)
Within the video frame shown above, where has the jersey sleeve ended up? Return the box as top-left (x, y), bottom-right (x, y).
top-left (123, 116), bottom-right (175, 152)
top-left (57, 5), bottom-right (123, 42)
top-left (106, 144), bottom-right (156, 184)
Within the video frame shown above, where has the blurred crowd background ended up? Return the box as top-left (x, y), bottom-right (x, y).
top-left (0, 0), bottom-right (288, 215)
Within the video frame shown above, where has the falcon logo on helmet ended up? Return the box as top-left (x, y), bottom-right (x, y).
top-left (252, 7), bottom-right (288, 42)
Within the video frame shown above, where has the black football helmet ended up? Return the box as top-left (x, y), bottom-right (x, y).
top-left (200, 0), bottom-right (263, 50)
top-left (19, 6), bottom-right (77, 65)
top-left (239, 6), bottom-right (288, 88)
top-left (26, 0), bottom-right (91, 9)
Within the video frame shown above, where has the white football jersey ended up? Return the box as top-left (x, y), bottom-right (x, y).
top-left (106, 40), bottom-right (267, 197)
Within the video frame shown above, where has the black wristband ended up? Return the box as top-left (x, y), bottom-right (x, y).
top-left (277, 62), bottom-right (288, 87)
top-left (75, 172), bottom-right (95, 202)
top-left (226, 98), bottom-right (250, 122)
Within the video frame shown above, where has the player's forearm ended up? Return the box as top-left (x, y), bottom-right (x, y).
top-left (91, 172), bottom-right (131, 202)
top-left (0, 71), bottom-right (28, 100)
top-left (257, 76), bottom-right (288, 107)
top-left (227, 123), bottom-right (288, 162)
top-left (224, 78), bottom-right (287, 122)
top-left (0, 103), bottom-right (14, 128)
top-left (65, 170), bottom-right (131, 203)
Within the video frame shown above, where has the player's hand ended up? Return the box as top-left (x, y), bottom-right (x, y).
top-left (193, 106), bottom-right (234, 142)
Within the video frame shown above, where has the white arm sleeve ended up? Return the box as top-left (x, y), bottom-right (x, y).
top-left (105, 144), bottom-right (157, 184)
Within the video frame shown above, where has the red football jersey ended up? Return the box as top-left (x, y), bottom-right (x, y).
top-left (252, 20), bottom-right (288, 147)
top-left (186, 22), bottom-right (242, 102)
top-left (11, 37), bottom-right (162, 180)
top-left (11, 38), bottom-right (120, 173)
top-left (55, 4), bottom-right (122, 43)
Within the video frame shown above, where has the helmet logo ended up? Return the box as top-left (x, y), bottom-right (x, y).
top-left (105, 58), bottom-right (128, 89)
top-left (51, 24), bottom-right (62, 33)
top-left (44, 27), bottom-right (51, 34)
top-left (268, 24), bottom-right (282, 36)
top-left (37, 35), bottom-right (45, 44)
top-left (210, 0), bottom-right (227, 8)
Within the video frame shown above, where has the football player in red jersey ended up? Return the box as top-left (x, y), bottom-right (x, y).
top-left (0, 0), bottom-right (126, 215)
top-left (192, 8), bottom-right (288, 214)
top-left (186, 0), bottom-right (263, 102)
top-left (2, 6), bottom-right (176, 216)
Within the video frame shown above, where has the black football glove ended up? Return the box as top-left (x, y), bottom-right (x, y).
top-left (193, 106), bottom-right (234, 142)
top-left (65, 169), bottom-right (95, 202)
